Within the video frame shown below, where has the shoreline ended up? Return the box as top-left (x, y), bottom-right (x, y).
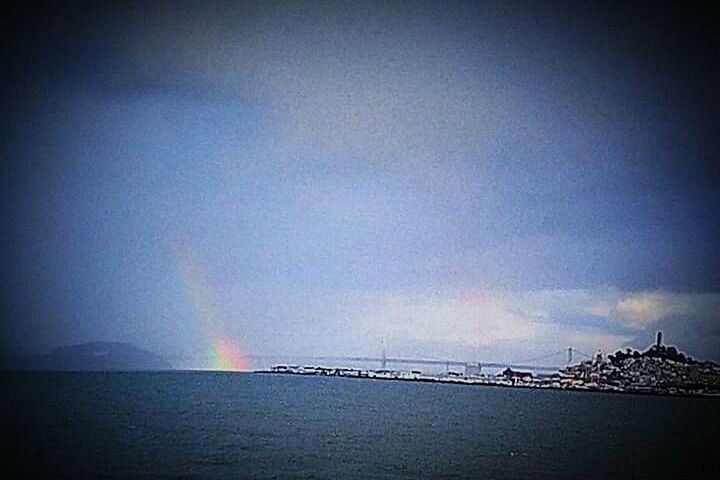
top-left (3, 369), bottom-right (718, 400)
top-left (255, 370), bottom-right (720, 400)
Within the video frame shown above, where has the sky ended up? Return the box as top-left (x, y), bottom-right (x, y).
top-left (2, 0), bottom-right (719, 369)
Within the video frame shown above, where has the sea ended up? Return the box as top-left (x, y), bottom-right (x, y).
top-left (2, 371), bottom-right (717, 479)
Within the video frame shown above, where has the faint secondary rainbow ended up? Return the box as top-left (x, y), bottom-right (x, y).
top-left (173, 244), bottom-right (249, 371)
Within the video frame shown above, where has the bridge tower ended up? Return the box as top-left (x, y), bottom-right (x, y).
top-left (381, 337), bottom-right (387, 369)
top-left (566, 347), bottom-right (573, 366)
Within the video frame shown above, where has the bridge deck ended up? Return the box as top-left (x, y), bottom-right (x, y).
top-left (243, 355), bottom-right (561, 371)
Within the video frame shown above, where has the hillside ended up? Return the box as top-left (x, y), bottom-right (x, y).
top-left (3, 342), bottom-right (173, 371)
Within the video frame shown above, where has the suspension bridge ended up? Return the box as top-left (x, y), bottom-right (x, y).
top-left (170, 347), bottom-right (596, 372)
top-left (310, 347), bottom-right (594, 371)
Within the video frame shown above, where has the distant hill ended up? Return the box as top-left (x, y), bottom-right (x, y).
top-left (2, 342), bottom-right (173, 371)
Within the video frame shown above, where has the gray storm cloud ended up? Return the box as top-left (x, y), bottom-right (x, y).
top-left (2, 1), bottom-right (719, 364)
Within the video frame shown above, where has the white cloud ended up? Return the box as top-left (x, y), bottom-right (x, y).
top-left (341, 287), bottom-right (641, 362)
top-left (355, 289), bottom-right (540, 349)
top-left (342, 287), bottom-right (720, 358)
top-left (509, 288), bottom-right (720, 331)
top-left (609, 292), bottom-right (686, 328)
top-left (218, 282), bottom-right (719, 362)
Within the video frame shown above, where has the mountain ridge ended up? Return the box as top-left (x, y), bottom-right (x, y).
top-left (2, 341), bottom-right (173, 371)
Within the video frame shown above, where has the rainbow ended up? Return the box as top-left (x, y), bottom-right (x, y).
top-left (173, 244), bottom-right (249, 371)
top-left (211, 336), bottom-right (248, 371)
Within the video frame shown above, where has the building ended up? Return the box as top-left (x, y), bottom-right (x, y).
top-left (499, 368), bottom-right (533, 383)
top-left (465, 362), bottom-right (482, 377)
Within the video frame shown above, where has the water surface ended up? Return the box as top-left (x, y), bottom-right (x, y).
top-left (2, 371), bottom-right (717, 479)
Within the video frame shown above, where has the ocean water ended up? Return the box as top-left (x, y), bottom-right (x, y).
top-left (1, 371), bottom-right (717, 479)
